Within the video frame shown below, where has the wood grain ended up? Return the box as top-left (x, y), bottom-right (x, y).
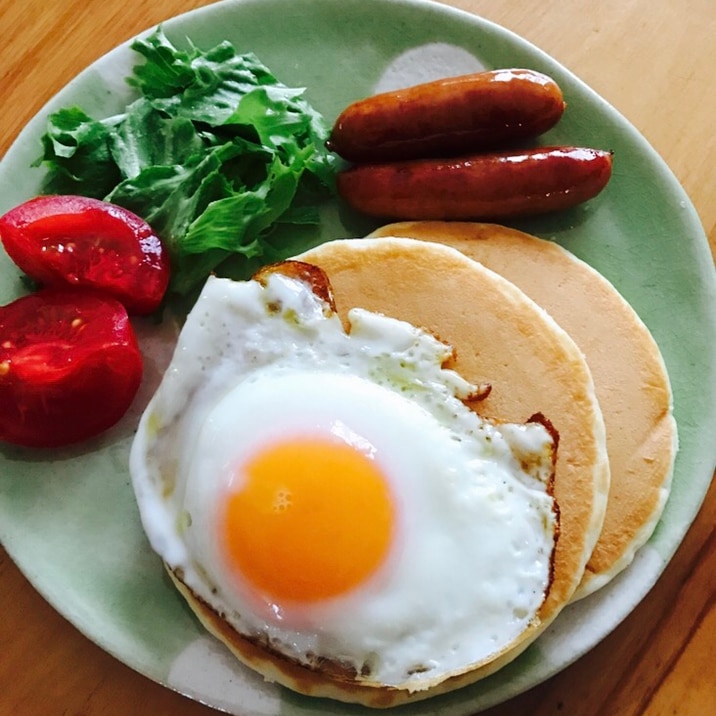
top-left (1, 1), bottom-right (714, 715)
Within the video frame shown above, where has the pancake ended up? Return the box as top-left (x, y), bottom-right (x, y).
top-left (369, 221), bottom-right (677, 598)
top-left (169, 557), bottom-right (548, 708)
top-left (299, 238), bottom-right (609, 615)
top-left (170, 238), bottom-right (610, 707)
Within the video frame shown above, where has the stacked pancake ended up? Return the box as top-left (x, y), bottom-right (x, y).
top-left (148, 226), bottom-right (676, 707)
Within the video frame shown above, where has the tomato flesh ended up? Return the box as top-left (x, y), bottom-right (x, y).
top-left (0, 195), bottom-right (170, 315)
top-left (0, 288), bottom-right (143, 448)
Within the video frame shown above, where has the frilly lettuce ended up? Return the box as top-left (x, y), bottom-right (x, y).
top-left (35, 28), bottom-right (337, 296)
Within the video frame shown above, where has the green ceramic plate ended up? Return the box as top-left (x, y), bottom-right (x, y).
top-left (1, 1), bottom-right (715, 714)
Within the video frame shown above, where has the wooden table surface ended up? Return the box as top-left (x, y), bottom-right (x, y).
top-left (1, 1), bottom-right (714, 714)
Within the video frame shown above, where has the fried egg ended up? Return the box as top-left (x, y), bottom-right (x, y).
top-left (130, 263), bottom-right (558, 689)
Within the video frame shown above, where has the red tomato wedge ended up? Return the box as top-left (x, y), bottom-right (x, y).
top-left (0, 288), bottom-right (143, 448)
top-left (0, 195), bottom-right (170, 315)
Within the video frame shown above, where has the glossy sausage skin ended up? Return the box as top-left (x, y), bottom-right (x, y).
top-left (327, 69), bottom-right (566, 162)
top-left (336, 147), bottom-right (613, 220)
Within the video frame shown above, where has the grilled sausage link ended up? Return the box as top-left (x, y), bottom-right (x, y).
top-left (336, 147), bottom-right (613, 220)
top-left (327, 69), bottom-right (566, 162)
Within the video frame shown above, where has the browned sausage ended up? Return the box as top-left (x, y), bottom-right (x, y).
top-left (327, 69), bottom-right (566, 162)
top-left (336, 146), bottom-right (613, 220)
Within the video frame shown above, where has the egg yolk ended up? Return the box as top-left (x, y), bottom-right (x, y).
top-left (222, 436), bottom-right (394, 604)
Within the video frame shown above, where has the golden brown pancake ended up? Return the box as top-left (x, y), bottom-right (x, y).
top-left (369, 222), bottom-right (677, 598)
top-left (169, 562), bottom-right (550, 708)
top-left (168, 239), bottom-right (609, 706)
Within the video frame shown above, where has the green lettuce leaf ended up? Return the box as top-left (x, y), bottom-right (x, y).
top-left (34, 107), bottom-right (122, 198)
top-left (35, 27), bottom-right (337, 296)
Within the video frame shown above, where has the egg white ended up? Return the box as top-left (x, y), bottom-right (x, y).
top-left (130, 271), bottom-right (557, 687)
